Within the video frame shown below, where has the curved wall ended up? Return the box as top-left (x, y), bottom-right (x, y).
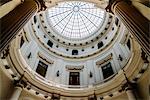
top-left (9, 12), bottom-right (132, 87)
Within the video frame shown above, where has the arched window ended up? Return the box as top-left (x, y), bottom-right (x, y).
top-left (97, 41), bottom-right (104, 49)
top-left (72, 50), bottom-right (78, 55)
top-left (47, 40), bottom-right (53, 47)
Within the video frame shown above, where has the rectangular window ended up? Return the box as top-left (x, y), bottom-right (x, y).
top-left (69, 72), bottom-right (80, 85)
top-left (36, 61), bottom-right (48, 77)
top-left (102, 62), bottom-right (114, 79)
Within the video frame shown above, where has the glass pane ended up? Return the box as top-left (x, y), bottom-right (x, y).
top-left (47, 1), bottom-right (105, 40)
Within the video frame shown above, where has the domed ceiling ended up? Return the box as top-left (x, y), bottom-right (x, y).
top-left (29, 0), bottom-right (120, 59)
top-left (46, 1), bottom-right (105, 40)
top-left (1, 0), bottom-right (142, 99)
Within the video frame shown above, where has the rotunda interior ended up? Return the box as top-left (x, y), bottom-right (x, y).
top-left (0, 0), bottom-right (150, 100)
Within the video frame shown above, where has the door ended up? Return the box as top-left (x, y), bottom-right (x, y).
top-left (69, 72), bottom-right (80, 85)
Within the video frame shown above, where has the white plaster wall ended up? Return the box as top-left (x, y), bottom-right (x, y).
top-left (16, 15), bottom-right (132, 87)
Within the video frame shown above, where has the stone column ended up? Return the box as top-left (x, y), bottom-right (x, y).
top-left (10, 84), bottom-right (23, 100)
top-left (106, 0), bottom-right (150, 56)
top-left (125, 85), bottom-right (136, 100)
top-left (0, 0), bottom-right (47, 53)
top-left (0, 0), bottom-right (38, 53)
top-left (0, 0), bottom-right (23, 18)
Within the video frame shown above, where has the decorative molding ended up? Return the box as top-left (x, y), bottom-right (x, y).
top-left (38, 52), bottom-right (54, 64)
top-left (40, 12), bottom-right (112, 47)
top-left (96, 53), bottom-right (113, 66)
top-left (35, 0), bottom-right (47, 11)
top-left (32, 23), bottom-right (120, 60)
top-left (66, 65), bottom-right (84, 71)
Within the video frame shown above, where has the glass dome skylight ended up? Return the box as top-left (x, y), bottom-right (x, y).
top-left (47, 1), bottom-right (105, 40)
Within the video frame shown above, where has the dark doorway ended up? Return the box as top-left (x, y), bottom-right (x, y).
top-left (69, 72), bottom-right (80, 85)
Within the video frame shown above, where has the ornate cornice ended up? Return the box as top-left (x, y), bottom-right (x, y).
top-left (66, 65), bottom-right (84, 71)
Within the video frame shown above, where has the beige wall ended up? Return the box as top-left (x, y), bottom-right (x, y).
top-left (137, 65), bottom-right (150, 100)
top-left (132, 1), bottom-right (150, 20)
top-left (0, 0), bottom-right (149, 100)
top-left (105, 92), bottom-right (128, 100)
top-left (0, 49), bottom-right (149, 100)
top-left (19, 90), bottom-right (45, 100)
top-left (0, 0), bottom-right (22, 18)
top-left (0, 66), bottom-right (14, 99)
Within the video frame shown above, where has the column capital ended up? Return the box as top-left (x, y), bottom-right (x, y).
top-left (10, 81), bottom-right (25, 100)
top-left (122, 82), bottom-right (137, 91)
top-left (0, 46), bottom-right (9, 59)
top-left (15, 83), bottom-right (24, 89)
top-left (14, 80), bottom-right (27, 89)
top-left (124, 83), bottom-right (137, 100)
top-left (125, 84), bottom-right (133, 91)
top-left (34, 0), bottom-right (47, 12)
top-left (105, 0), bottom-right (131, 14)
top-left (0, 0), bottom-right (37, 53)
top-left (106, 0), bottom-right (150, 56)
top-left (141, 49), bottom-right (149, 63)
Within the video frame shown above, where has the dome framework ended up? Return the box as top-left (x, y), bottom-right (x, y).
top-left (0, 0), bottom-right (149, 100)
top-left (47, 1), bottom-right (105, 40)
